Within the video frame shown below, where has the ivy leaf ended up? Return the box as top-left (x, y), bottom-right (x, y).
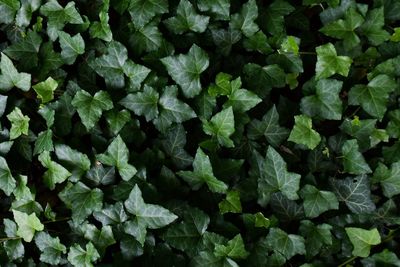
top-left (258, 146), bottom-right (301, 206)
top-left (300, 184), bottom-right (339, 218)
top-left (67, 242), bottom-right (100, 267)
top-left (348, 74), bottom-right (397, 120)
top-left (0, 52), bottom-right (31, 92)
top-left (72, 90), bottom-right (113, 131)
top-left (0, 156), bottom-right (16, 196)
top-left (55, 144), bottom-right (91, 181)
top-left (300, 79), bottom-right (343, 120)
top-left (214, 234), bottom-right (249, 259)
top-left (219, 190), bottom-right (242, 214)
top-left (7, 107), bottom-right (30, 140)
top-left (38, 151), bottom-right (71, 190)
top-left (58, 31), bottom-right (85, 65)
top-left (263, 0), bottom-right (294, 35)
top-left (266, 228), bottom-right (306, 260)
top-left (33, 77), bottom-right (58, 104)
top-left (299, 221), bottom-right (333, 258)
top-left (161, 124), bottom-right (193, 169)
top-left (123, 61), bottom-right (151, 92)
top-left (247, 105), bottom-right (289, 147)
top-left (178, 148), bottom-right (228, 193)
top-left (34, 232), bottom-right (67, 265)
top-left (119, 85), bottom-right (159, 121)
top-left (342, 139), bottom-right (372, 175)
top-left (0, 0), bottom-right (20, 24)
top-left (229, 0), bottom-right (259, 37)
top-left (58, 182), bottom-right (103, 223)
top-left (288, 115), bottom-right (321, 150)
top-left (330, 175), bottom-right (376, 214)
top-left (164, 0), bottom-right (209, 34)
top-left (15, 0), bottom-right (41, 28)
top-left (128, 0), bottom-right (168, 29)
top-left (3, 219), bottom-right (24, 261)
top-left (203, 106), bottom-right (235, 148)
top-left (97, 135), bottom-right (137, 181)
top-left (89, 0), bottom-right (112, 42)
top-left (243, 63), bottom-right (286, 96)
top-left (105, 109), bottom-right (131, 136)
top-left (13, 210), bottom-right (44, 242)
top-left (372, 162), bottom-right (400, 198)
top-left (360, 7), bottom-right (390, 45)
top-left (315, 43), bottom-right (352, 80)
top-left (345, 227), bottom-right (381, 257)
top-left (224, 87), bottom-right (262, 113)
top-left (197, 0), bottom-right (230, 20)
top-left (161, 44), bottom-right (209, 98)
top-left (129, 20), bottom-right (163, 54)
top-left (83, 225), bottom-right (116, 255)
top-left (93, 202), bottom-right (128, 226)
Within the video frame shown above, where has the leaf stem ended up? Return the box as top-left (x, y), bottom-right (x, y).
top-left (0, 236), bottom-right (22, 242)
top-left (338, 256), bottom-right (357, 267)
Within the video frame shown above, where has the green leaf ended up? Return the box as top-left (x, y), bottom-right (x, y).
top-left (0, 156), bottom-right (16, 196)
top-left (299, 221), bottom-right (333, 258)
top-left (315, 43), bottom-right (352, 80)
top-left (105, 109), bottom-right (131, 136)
top-left (161, 124), bottom-right (193, 168)
top-left (224, 87), bottom-right (262, 113)
top-left (254, 212), bottom-right (270, 228)
top-left (58, 182), bottom-right (103, 223)
top-left (243, 63), bottom-right (286, 96)
top-left (97, 135), bottom-right (137, 181)
top-left (320, 8), bottom-right (364, 49)
top-left (119, 85), bottom-right (159, 121)
top-left (58, 31), bottom-right (85, 65)
top-left (72, 90), bottom-right (113, 130)
top-left (372, 162), bottom-right (400, 198)
top-left (33, 77), bottom-right (58, 104)
top-left (247, 105), bottom-right (289, 147)
top-left (129, 20), bottom-right (163, 54)
top-left (362, 249), bottom-right (400, 267)
top-left (229, 0), bottom-right (259, 37)
top-left (263, 0), bottom-right (294, 35)
top-left (288, 115), bottom-right (321, 150)
top-left (161, 44), bottom-right (209, 98)
top-left (83, 225), bottom-right (116, 255)
top-left (34, 232), bottom-right (67, 265)
top-left (300, 79), bottom-right (343, 120)
top-left (15, 0), bottom-right (41, 27)
top-left (330, 175), bottom-right (375, 214)
top-left (342, 139), bottom-right (372, 174)
top-left (258, 146), bottom-right (301, 206)
top-left (345, 227), bottom-right (381, 257)
top-left (128, 0), bottom-right (168, 28)
top-left (214, 234), bottom-right (249, 259)
top-left (123, 61), bottom-right (151, 91)
top-left (7, 107), bottom-right (30, 140)
top-left (197, 0), bottom-right (230, 20)
top-left (93, 202), bottom-right (128, 226)
top-left (0, 52), bottom-right (31, 92)
top-left (178, 147), bottom-right (228, 193)
top-left (300, 184), bottom-right (339, 218)
top-left (38, 151), bottom-right (71, 190)
top-left (67, 242), bottom-right (100, 267)
top-left (203, 106), bottom-right (235, 148)
top-left (0, 0), bottom-right (20, 24)
top-left (55, 144), bottom-right (91, 181)
top-left (89, 0), bottom-right (112, 42)
top-left (219, 190), bottom-right (242, 214)
top-left (164, 0), bottom-right (209, 34)
top-left (12, 210), bottom-right (44, 242)
top-left (360, 7), bottom-right (390, 45)
top-left (348, 74), bottom-right (397, 120)
top-left (266, 228), bottom-right (306, 260)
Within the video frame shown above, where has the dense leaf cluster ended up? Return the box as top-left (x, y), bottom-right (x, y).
top-left (0, 0), bottom-right (400, 266)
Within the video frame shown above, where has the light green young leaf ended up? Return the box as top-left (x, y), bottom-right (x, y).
top-left (33, 77), bottom-right (58, 104)
top-left (128, 0), bottom-right (168, 29)
top-left (58, 182), bottom-right (103, 223)
top-left (330, 175), bottom-right (375, 214)
top-left (315, 43), bottom-right (352, 80)
top-left (258, 146), bottom-right (301, 206)
top-left (72, 90), bottom-right (113, 131)
top-left (7, 107), bottom-right (30, 140)
top-left (67, 242), bottom-right (100, 267)
top-left (266, 228), bottom-right (306, 260)
top-left (300, 184), bottom-right (339, 218)
top-left (229, 0), bottom-right (259, 37)
top-left (38, 151), bottom-right (71, 190)
top-left (247, 105), bottom-right (289, 147)
top-left (164, 0), bottom-right (209, 34)
top-left (288, 115), bottom-right (321, 150)
top-left (0, 0), bottom-right (20, 24)
top-left (342, 139), bottom-right (372, 174)
top-left (161, 44), bottom-right (209, 98)
top-left (348, 74), bottom-right (397, 120)
top-left (214, 234), bottom-right (249, 259)
top-left (34, 232), bottom-right (67, 265)
top-left (219, 191), bottom-right (242, 214)
top-left (300, 79), bottom-right (343, 120)
top-left (178, 148), bottom-right (228, 193)
top-left (203, 107), bottom-right (235, 148)
top-left (372, 162), bottom-right (400, 198)
top-left (0, 53), bottom-right (31, 92)
top-left (346, 227), bottom-right (381, 257)
top-left (97, 135), bottom-right (137, 181)
top-left (58, 31), bottom-right (85, 65)
top-left (13, 210), bottom-right (44, 242)
top-left (197, 0), bottom-right (230, 20)
top-left (119, 85), bottom-right (159, 121)
top-left (0, 156), bottom-right (16, 196)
